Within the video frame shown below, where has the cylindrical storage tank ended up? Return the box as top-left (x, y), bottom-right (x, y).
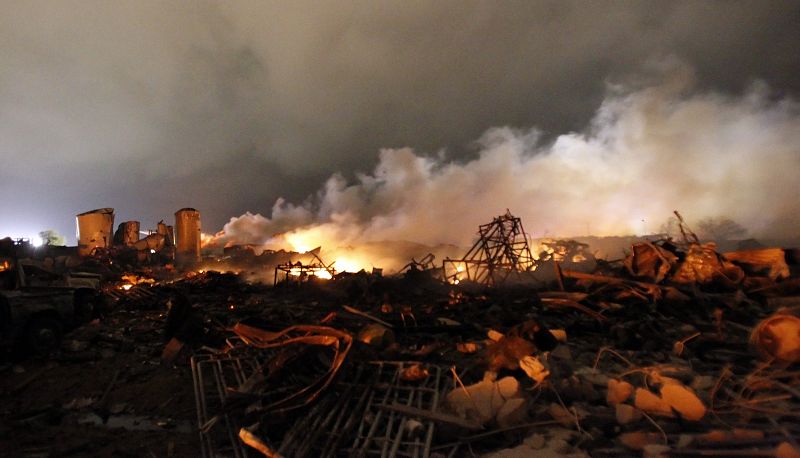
top-left (114, 221), bottom-right (140, 246)
top-left (174, 208), bottom-right (201, 264)
top-left (76, 208), bottom-right (115, 256)
top-left (157, 221), bottom-right (175, 246)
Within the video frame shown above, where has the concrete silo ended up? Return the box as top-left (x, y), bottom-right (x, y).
top-left (114, 221), bottom-right (140, 246)
top-left (174, 208), bottom-right (201, 264)
top-left (76, 208), bottom-right (115, 256)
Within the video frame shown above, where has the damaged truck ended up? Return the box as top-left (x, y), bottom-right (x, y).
top-left (0, 257), bottom-right (102, 355)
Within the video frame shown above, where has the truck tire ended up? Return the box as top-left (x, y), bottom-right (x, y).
top-left (74, 290), bottom-right (100, 323)
top-left (24, 315), bottom-right (63, 356)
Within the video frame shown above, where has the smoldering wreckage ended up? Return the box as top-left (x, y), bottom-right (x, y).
top-left (2, 208), bottom-right (800, 458)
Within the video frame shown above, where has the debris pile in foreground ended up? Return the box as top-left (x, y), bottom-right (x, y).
top-left (2, 213), bottom-right (800, 457)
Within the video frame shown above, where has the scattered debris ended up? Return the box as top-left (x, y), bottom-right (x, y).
top-left (3, 210), bottom-right (800, 457)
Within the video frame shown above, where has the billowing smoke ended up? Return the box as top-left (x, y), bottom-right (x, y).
top-left (2, 2), bottom-right (799, 242)
top-left (208, 62), bottom-right (800, 269)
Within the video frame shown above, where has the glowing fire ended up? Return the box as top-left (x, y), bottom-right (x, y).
top-left (333, 257), bottom-right (363, 273)
top-left (286, 266), bottom-right (333, 280)
top-left (200, 232), bottom-right (216, 249)
top-left (207, 223), bottom-right (385, 277)
top-left (283, 231), bottom-right (321, 255)
top-left (531, 240), bottom-right (590, 264)
top-left (0, 260), bottom-right (9, 272)
top-left (119, 274), bottom-right (155, 290)
top-left (448, 262), bottom-right (466, 284)
top-left (283, 231), bottom-right (374, 273)
top-left (280, 255), bottom-right (371, 282)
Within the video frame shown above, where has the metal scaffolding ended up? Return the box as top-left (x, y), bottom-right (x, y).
top-left (273, 252), bottom-right (336, 285)
top-left (442, 210), bottom-right (535, 286)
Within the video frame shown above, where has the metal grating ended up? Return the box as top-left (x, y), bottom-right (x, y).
top-left (192, 348), bottom-right (446, 458)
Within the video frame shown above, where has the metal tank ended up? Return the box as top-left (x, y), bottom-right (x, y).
top-left (114, 221), bottom-right (140, 246)
top-left (76, 208), bottom-right (114, 256)
top-left (157, 220), bottom-right (175, 246)
top-left (174, 208), bottom-right (201, 264)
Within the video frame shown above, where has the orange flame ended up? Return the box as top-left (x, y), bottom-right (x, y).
top-left (119, 273), bottom-right (155, 290)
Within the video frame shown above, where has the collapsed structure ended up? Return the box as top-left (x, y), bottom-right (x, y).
top-left (72, 207), bottom-right (200, 266)
top-left (2, 209), bottom-right (800, 457)
top-left (442, 210), bottom-right (536, 286)
top-left (273, 255), bottom-right (336, 284)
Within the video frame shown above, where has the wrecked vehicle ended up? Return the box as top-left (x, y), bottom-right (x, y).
top-left (0, 257), bottom-right (103, 354)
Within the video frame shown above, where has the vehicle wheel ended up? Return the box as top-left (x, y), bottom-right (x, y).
top-left (74, 290), bottom-right (100, 323)
top-left (24, 316), bottom-right (63, 356)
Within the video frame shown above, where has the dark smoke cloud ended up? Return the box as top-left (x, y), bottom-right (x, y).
top-left (1, 1), bottom-right (798, 242)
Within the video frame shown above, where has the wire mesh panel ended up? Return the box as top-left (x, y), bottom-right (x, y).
top-left (344, 362), bottom-right (443, 458)
top-left (193, 350), bottom-right (446, 458)
top-left (192, 344), bottom-right (274, 458)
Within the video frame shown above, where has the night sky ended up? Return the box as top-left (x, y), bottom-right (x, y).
top-left (1, 1), bottom-right (799, 245)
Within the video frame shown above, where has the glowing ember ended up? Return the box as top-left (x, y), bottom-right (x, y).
top-left (119, 274), bottom-right (155, 290)
top-left (121, 274), bottom-right (155, 285)
top-left (448, 263), bottom-right (466, 284)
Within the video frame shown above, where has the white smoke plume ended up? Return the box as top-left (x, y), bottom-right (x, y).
top-left (208, 63), bottom-right (800, 269)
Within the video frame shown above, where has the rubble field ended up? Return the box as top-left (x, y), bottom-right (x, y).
top-left (2, 219), bottom-right (800, 457)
